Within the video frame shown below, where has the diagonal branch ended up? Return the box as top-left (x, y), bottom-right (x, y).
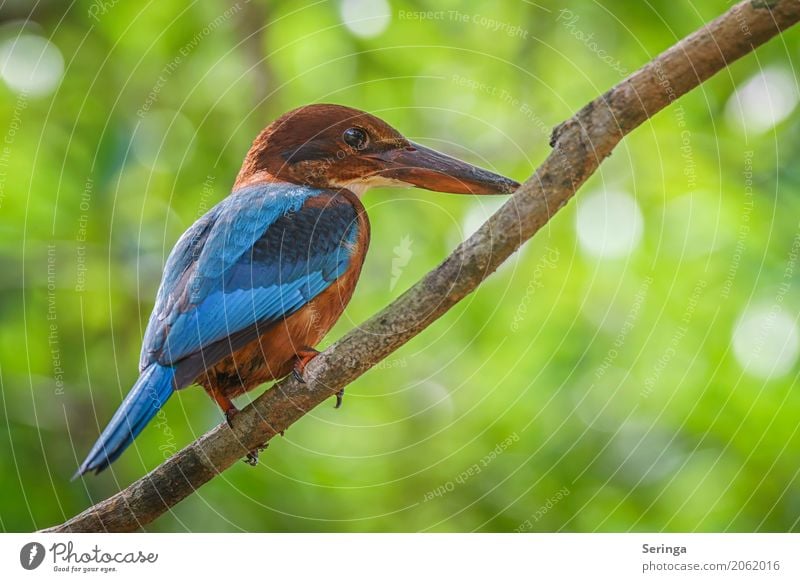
top-left (44, 0), bottom-right (800, 532)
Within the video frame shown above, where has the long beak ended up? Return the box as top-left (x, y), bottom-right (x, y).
top-left (370, 142), bottom-right (519, 195)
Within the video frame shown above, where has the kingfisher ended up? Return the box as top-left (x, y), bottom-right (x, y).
top-left (75, 104), bottom-right (519, 477)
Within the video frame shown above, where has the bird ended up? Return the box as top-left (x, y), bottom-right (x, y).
top-left (74, 104), bottom-right (519, 477)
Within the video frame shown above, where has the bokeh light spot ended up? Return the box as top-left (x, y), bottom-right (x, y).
top-left (725, 67), bottom-right (799, 134)
top-left (575, 189), bottom-right (644, 259)
top-left (732, 306), bottom-right (799, 380)
top-left (462, 198), bottom-right (506, 239)
top-left (339, 0), bottom-right (391, 38)
top-left (0, 34), bottom-right (64, 96)
top-left (132, 110), bottom-right (197, 171)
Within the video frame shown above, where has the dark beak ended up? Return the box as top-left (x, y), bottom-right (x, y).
top-left (370, 142), bottom-right (519, 195)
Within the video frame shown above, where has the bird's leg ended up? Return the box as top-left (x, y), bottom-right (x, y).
top-left (206, 386), bottom-right (240, 428)
top-left (292, 346), bottom-right (320, 383)
top-left (224, 406), bottom-right (240, 428)
top-left (206, 386), bottom-right (268, 465)
top-left (292, 347), bottom-right (344, 408)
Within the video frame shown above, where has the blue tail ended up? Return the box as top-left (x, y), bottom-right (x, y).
top-left (74, 363), bottom-right (176, 478)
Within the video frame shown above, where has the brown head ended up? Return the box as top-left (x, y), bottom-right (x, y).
top-left (235, 104), bottom-right (519, 195)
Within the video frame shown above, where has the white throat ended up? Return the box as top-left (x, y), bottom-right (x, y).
top-left (332, 175), bottom-right (414, 197)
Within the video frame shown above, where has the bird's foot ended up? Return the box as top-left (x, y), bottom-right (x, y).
top-left (334, 388), bottom-right (345, 409)
top-left (206, 387), bottom-right (239, 428)
top-left (243, 443), bottom-right (269, 466)
top-left (292, 347), bottom-right (321, 383)
top-left (224, 405), bottom-right (240, 428)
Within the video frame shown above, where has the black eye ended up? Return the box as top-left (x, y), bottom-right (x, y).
top-left (342, 127), bottom-right (368, 149)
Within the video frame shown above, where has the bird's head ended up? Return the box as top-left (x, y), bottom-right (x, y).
top-left (236, 104), bottom-right (519, 196)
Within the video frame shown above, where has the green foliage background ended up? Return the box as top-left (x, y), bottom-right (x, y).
top-left (1, 0), bottom-right (799, 532)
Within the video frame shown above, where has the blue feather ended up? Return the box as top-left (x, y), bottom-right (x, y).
top-left (78, 182), bottom-right (361, 476)
top-left (143, 183), bottom-right (358, 368)
top-left (140, 183), bottom-right (321, 369)
top-left (74, 364), bottom-right (175, 477)
top-left (161, 273), bottom-right (328, 361)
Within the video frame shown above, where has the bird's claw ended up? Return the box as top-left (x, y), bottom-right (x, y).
top-left (292, 347), bottom-right (321, 384)
top-left (243, 443), bottom-right (268, 466)
top-left (335, 388), bottom-right (344, 409)
top-left (224, 406), bottom-right (240, 428)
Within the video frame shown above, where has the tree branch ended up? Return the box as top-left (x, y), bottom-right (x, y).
top-left (44, 0), bottom-right (800, 532)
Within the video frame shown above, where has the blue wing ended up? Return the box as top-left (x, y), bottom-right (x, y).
top-left (139, 182), bottom-right (359, 383)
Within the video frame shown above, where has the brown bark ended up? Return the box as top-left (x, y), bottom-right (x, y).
top-left (43, 0), bottom-right (800, 532)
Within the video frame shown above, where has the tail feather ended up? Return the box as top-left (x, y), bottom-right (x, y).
top-left (74, 363), bottom-right (176, 478)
